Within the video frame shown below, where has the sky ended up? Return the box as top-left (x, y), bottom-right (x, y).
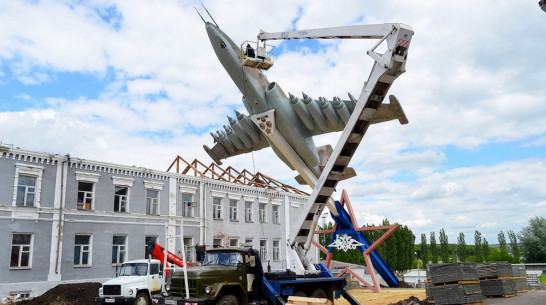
top-left (1, 0), bottom-right (545, 246)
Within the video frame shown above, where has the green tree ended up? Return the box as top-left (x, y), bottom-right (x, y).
top-left (519, 216), bottom-right (546, 263)
top-left (498, 230), bottom-right (509, 258)
top-left (439, 228), bottom-right (449, 263)
top-left (457, 232), bottom-right (467, 262)
top-left (474, 230), bottom-right (483, 263)
top-left (482, 238), bottom-right (490, 262)
top-left (395, 225), bottom-right (415, 271)
top-left (420, 233), bottom-right (429, 266)
top-left (508, 230), bottom-right (520, 263)
top-left (430, 232), bottom-right (438, 263)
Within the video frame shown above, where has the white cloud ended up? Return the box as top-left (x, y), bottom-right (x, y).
top-left (0, 0), bottom-right (545, 245)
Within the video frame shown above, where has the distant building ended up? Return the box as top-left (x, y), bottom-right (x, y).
top-left (0, 146), bottom-right (309, 298)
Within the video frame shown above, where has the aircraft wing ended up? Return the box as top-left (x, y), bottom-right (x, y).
top-left (204, 111), bottom-right (269, 165)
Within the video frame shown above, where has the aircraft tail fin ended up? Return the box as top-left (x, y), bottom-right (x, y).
top-left (388, 94), bottom-right (409, 125)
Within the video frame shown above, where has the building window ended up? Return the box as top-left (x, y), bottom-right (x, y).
top-left (229, 238), bottom-right (238, 247)
top-left (10, 291), bottom-right (31, 299)
top-left (182, 193), bottom-right (194, 217)
top-left (245, 202), bottom-right (253, 222)
top-left (114, 186), bottom-right (128, 213)
top-left (260, 239), bottom-right (268, 260)
top-left (259, 203), bottom-right (266, 223)
top-left (146, 190), bottom-right (159, 215)
top-left (112, 235), bottom-right (127, 265)
top-left (213, 238), bottom-right (223, 248)
top-left (75, 171), bottom-right (100, 210)
top-left (13, 164), bottom-right (43, 207)
top-left (273, 240), bottom-right (280, 261)
top-left (10, 234), bottom-right (32, 268)
top-left (16, 175), bottom-right (36, 207)
top-left (112, 176), bottom-right (133, 213)
top-left (74, 234), bottom-right (91, 266)
top-left (213, 197), bottom-right (222, 219)
top-left (145, 236), bottom-right (157, 258)
top-left (229, 200), bottom-right (238, 221)
top-left (272, 205), bottom-right (280, 224)
top-left (77, 182), bottom-right (94, 210)
top-left (245, 238), bottom-right (253, 245)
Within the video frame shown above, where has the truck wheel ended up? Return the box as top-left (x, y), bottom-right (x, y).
top-left (133, 292), bottom-right (149, 305)
top-left (310, 288), bottom-right (326, 298)
top-left (293, 290), bottom-right (306, 297)
top-left (218, 294), bottom-right (238, 305)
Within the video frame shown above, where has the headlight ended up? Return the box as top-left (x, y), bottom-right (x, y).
top-left (205, 286), bottom-right (212, 294)
top-left (128, 289), bottom-right (134, 295)
top-left (166, 283), bottom-right (171, 292)
top-left (99, 288), bottom-right (103, 296)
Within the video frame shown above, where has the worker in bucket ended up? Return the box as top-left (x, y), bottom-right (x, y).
top-left (247, 248), bottom-right (265, 305)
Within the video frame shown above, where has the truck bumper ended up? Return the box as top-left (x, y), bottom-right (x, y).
top-left (151, 296), bottom-right (209, 305)
top-left (94, 296), bottom-right (134, 303)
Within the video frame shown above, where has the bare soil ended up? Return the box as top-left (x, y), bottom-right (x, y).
top-left (10, 283), bottom-right (101, 305)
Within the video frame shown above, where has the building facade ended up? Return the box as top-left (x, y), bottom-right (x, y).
top-left (0, 147), bottom-right (309, 297)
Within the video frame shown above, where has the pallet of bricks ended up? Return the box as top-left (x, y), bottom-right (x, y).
top-left (426, 262), bottom-right (484, 305)
top-left (477, 262), bottom-right (517, 298)
top-left (511, 264), bottom-right (529, 293)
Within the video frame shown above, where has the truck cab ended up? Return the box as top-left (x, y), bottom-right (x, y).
top-left (163, 247), bottom-right (252, 305)
top-left (95, 259), bottom-right (163, 305)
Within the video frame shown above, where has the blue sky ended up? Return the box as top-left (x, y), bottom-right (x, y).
top-left (1, 0), bottom-right (545, 246)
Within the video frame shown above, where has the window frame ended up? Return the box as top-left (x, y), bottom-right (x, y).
top-left (75, 172), bottom-right (100, 211)
top-left (13, 164), bottom-right (44, 208)
top-left (229, 199), bottom-right (238, 221)
top-left (10, 233), bottom-right (33, 269)
top-left (74, 234), bottom-right (92, 267)
top-left (273, 240), bottom-right (280, 261)
top-left (272, 205), bottom-right (280, 224)
top-left (144, 180), bottom-right (163, 215)
top-left (182, 193), bottom-right (195, 217)
top-left (260, 239), bottom-right (268, 261)
top-left (259, 203), bottom-right (267, 223)
top-left (213, 197), bottom-right (223, 220)
top-left (112, 235), bottom-right (128, 265)
top-left (146, 189), bottom-right (159, 215)
top-left (245, 201), bottom-right (253, 222)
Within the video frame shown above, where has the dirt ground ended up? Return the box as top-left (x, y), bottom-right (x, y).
top-left (9, 283), bottom-right (101, 305)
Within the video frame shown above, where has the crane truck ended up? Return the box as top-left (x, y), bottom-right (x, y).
top-left (94, 242), bottom-right (191, 305)
top-left (151, 16), bottom-right (413, 305)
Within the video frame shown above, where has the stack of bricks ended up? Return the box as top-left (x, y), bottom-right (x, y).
top-left (511, 265), bottom-right (529, 293)
top-left (426, 263), bottom-right (484, 305)
top-left (477, 262), bottom-right (517, 298)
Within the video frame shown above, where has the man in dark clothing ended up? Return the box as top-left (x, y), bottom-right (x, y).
top-left (195, 243), bottom-right (205, 265)
top-left (246, 44), bottom-right (255, 58)
top-left (247, 248), bottom-right (265, 304)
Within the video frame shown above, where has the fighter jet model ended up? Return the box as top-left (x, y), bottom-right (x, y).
top-left (202, 21), bottom-right (409, 186)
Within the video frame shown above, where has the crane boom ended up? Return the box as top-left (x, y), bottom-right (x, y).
top-left (256, 23), bottom-right (414, 273)
top-left (258, 23), bottom-right (412, 42)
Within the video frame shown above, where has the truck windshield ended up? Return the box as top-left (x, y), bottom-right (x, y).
top-left (119, 263), bottom-right (148, 276)
top-left (203, 252), bottom-right (243, 266)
